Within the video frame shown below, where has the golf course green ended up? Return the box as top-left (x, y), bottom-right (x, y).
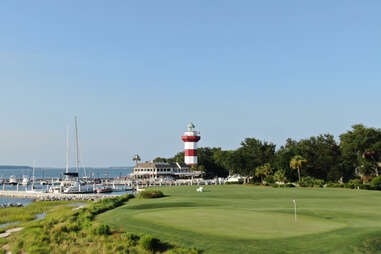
top-left (98, 185), bottom-right (381, 253)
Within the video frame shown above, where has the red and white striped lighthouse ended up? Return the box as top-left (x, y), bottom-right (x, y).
top-left (181, 123), bottom-right (201, 165)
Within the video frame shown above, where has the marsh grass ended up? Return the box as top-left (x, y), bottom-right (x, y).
top-left (0, 200), bottom-right (75, 225)
top-left (7, 194), bottom-right (199, 254)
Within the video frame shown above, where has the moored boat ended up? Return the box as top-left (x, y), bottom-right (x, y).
top-left (9, 175), bottom-right (17, 185)
top-left (96, 187), bottom-right (113, 193)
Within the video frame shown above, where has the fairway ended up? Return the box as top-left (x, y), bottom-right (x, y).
top-left (98, 185), bottom-right (381, 253)
top-left (133, 208), bottom-right (344, 239)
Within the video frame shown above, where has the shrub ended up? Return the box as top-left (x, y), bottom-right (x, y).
top-left (270, 183), bottom-right (280, 188)
top-left (138, 190), bottom-right (165, 199)
top-left (123, 232), bottom-right (139, 241)
top-left (313, 179), bottom-right (325, 187)
top-left (285, 183), bottom-right (295, 188)
top-left (299, 176), bottom-right (314, 187)
top-left (274, 169), bottom-right (287, 183)
top-left (95, 224), bottom-right (111, 235)
top-left (359, 184), bottom-right (372, 190)
top-left (349, 178), bottom-right (362, 185)
top-left (327, 182), bottom-right (344, 188)
top-left (264, 176), bottom-right (275, 184)
top-left (370, 176), bottom-right (381, 190)
top-left (139, 234), bottom-right (159, 252)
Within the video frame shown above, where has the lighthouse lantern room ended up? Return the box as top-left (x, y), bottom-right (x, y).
top-left (181, 123), bottom-right (201, 165)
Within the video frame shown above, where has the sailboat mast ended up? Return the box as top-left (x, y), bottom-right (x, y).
top-left (32, 160), bottom-right (35, 184)
top-left (66, 126), bottom-right (70, 174)
top-left (75, 117), bottom-right (80, 174)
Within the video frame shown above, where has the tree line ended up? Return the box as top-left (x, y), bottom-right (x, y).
top-left (155, 124), bottom-right (381, 183)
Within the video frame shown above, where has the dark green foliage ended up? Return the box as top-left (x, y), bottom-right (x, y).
top-left (264, 175), bottom-right (275, 184)
top-left (139, 234), bottom-right (159, 252)
top-left (138, 190), bottom-right (165, 199)
top-left (95, 224), bottom-right (111, 235)
top-left (299, 176), bottom-right (315, 187)
top-left (299, 176), bottom-right (325, 187)
top-left (123, 232), bottom-right (140, 241)
top-left (370, 176), bottom-right (381, 190)
top-left (340, 124), bottom-right (381, 180)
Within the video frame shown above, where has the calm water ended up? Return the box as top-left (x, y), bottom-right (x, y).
top-left (0, 197), bottom-right (34, 206)
top-left (0, 167), bottom-right (134, 205)
top-left (0, 167), bottom-right (133, 179)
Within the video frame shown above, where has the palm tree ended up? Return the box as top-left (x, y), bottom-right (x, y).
top-left (290, 155), bottom-right (307, 183)
top-left (132, 154), bottom-right (141, 165)
top-left (255, 163), bottom-right (272, 183)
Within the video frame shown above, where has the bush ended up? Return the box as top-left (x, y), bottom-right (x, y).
top-left (138, 190), bottom-right (165, 199)
top-left (349, 178), bottom-right (362, 185)
top-left (299, 177), bottom-right (324, 187)
top-left (370, 176), bottom-right (381, 190)
top-left (95, 224), bottom-right (110, 235)
top-left (313, 179), bottom-right (325, 187)
top-left (327, 182), bottom-right (344, 188)
top-left (285, 183), bottom-right (295, 188)
top-left (139, 234), bottom-right (159, 252)
top-left (299, 176), bottom-right (314, 187)
top-left (270, 183), bottom-right (280, 188)
top-left (359, 184), bottom-right (372, 190)
top-left (123, 232), bottom-right (139, 241)
top-left (264, 176), bottom-right (275, 184)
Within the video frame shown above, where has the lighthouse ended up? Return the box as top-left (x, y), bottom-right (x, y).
top-left (181, 123), bottom-right (201, 165)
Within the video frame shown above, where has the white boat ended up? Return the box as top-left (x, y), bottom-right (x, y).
top-left (49, 117), bottom-right (93, 194)
top-left (22, 175), bottom-right (29, 186)
top-left (40, 180), bottom-right (48, 185)
top-left (9, 175), bottom-right (17, 185)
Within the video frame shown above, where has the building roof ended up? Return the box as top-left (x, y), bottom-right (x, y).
top-left (134, 161), bottom-right (189, 169)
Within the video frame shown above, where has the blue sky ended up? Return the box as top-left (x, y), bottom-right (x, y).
top-left (0, 1), bottom-right (380, 167)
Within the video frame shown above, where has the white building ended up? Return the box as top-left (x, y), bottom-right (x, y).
top-left (131, 161), bottom-right (202, 179)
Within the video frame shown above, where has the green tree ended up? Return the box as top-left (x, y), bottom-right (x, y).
top-left (274, 169), bottom-right (287, 183)
top-left (132, 154), bottom-right (141, 165)
top-left (238, 138), bottom-right (276, 177)
top-left (290, 155), bottom-right (307, 183)
top-left (255, 163), bottom-right (272, 183)
top-left (340, 124), bottom-right (381, 181)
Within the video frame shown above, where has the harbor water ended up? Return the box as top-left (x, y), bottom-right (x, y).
top-left (0, 167), bottom-right (133, 180)
top-left (0, 167), bottom-right (133, 205)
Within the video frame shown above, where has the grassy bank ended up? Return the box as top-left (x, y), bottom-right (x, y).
top-left (98, 185), bottom-right (381, 254)
top-left (7, 194), bottom-right (199, 254)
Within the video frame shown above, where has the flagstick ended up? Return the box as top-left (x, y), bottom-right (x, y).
top-left (293, 200), bottom-right (297, 222)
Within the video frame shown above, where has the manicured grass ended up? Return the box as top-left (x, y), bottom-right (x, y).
top-left (98, 185), bottom-right (381, 254)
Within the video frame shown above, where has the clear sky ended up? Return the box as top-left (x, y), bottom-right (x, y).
top-left (0, 1), bottom-right (380, 167)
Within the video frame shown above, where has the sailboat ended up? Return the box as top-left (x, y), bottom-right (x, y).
top-left (21, 175), bottom-right (29, 186)
top-left (50, 117), bottom-right (93, 194)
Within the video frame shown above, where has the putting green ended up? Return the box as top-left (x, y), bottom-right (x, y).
top-left (132, 207), bottom-right (344, 239)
